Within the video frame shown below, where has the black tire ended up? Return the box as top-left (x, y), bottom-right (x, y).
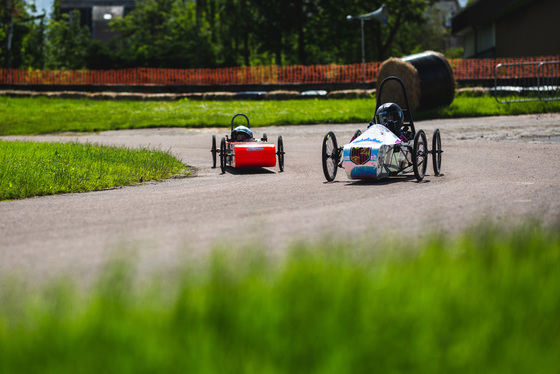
top-left (220, 137), bottom-right (226, 174)
top-left (431, 128), bottom-right (442, 176)
top-left (351, 129), bottom-right (362, 142)
top-left (413, 129), bottom-right (428, 181)
top-left (277, 135), bottom-right (284, 172)
top-left (211, 135), bottom-right (217, 168)
top-left (322, 131), bottom-right (339, 182)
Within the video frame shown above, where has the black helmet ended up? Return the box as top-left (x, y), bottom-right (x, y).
top-left (231, 125), bottom-right (253, 142)
top-left (374, 103), bottom-right (404, 135)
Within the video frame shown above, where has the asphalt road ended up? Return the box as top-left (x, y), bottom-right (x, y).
top-left (1, 113), bottom-right (559, 285)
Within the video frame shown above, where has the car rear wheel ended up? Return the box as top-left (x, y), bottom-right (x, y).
top-left (413, 129), bottom-right (428, 181)
top-left (277, 135), bottom-right (284, 172)
top-left (220, 137), bottom-right (227, 173)
top-left (322, 131), bottom-right (339, 182)
top-left (431, 128), bottom-right (442, 176)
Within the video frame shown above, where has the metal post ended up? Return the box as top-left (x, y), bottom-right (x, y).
top-left (347, 5), bottom-right (388, 84)
top-left (6, 0), bottom-right (13, 70)
top-left (360, 19), bottom-right (365, 83)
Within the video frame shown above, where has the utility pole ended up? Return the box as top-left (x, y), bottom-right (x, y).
top-left (5, 0), bottom-right (14, 70)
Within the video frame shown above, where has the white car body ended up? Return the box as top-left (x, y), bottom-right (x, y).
top-left (342, 124), bottom-right (412, 180)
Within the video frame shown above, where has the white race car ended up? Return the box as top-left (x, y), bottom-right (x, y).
top-left (321, 76), bottom-right (443, 182)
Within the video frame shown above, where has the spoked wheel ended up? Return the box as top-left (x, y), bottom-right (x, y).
top-left (351, 129), bottom-right (362, 142)
top-left (277, 135), bottom-right (285, 172)
top-left (431, 128), bottom-right (442, 176)
top-left (412, 129), bottom-right (428, 181)
top-left (322, 131), bottom-right (339, 182)
top-left (220, 137), bottom-right (227, 174)
top-left (211, 135), bottom-right (217, 168)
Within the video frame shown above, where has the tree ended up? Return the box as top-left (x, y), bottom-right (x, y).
top-left (370, 0), bottom-right (435, 60)
top-left (297, 0), bottom-right (436, 64)
top-left (302, 0), bottom-right (363, 64)
top-left (245, 0), bottom-right (434, 66)
top-left (19, 15), bottom-right (46, 68)
top-left (3, 0), bottom-right (448, 70)
top-left (110, 0), bottom-right (218, 68)
top-left (1, 0), bottom-right (45, 69)
top-left (43, 0), bottom-right (90, 70)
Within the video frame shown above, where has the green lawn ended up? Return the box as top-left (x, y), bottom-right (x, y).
top-left (1, 94), bottom-right (559, 135)
top-left (1, 221), bottom-right (559, 373)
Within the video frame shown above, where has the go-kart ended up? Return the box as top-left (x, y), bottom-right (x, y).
top-left (211, 113), bottom-right (285, 173)
top-left (321, 76), bottom-right (442, 182)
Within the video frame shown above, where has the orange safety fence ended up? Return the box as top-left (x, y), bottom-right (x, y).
top-left (449, 55), bottom-right (560, 81)
top-left (1, 56), bottom-right (558, 86)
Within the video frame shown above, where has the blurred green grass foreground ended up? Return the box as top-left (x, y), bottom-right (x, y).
top-left (1, 222), bottom-right (559, 374)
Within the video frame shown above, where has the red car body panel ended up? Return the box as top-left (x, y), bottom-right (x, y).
top-left (233, 142), bottom-right (277, 168)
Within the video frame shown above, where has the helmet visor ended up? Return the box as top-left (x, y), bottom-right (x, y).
top-left (377, 110), bottom-right (401, 124)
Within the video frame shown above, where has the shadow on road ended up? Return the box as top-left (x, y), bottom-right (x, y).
top-left (221, 167), bottom-right (277, 175)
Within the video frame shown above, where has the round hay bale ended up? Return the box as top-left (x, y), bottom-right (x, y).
top-left (401, 50), bottom-right (455, 109)
top-left (376, 57), bottom-right (421, 111)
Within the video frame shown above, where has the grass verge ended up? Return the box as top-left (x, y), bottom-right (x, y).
top-left (0, 140), bottom-right (188, 200)
top-left (1, 94), bottom-right (559, 135)
top-left (1, 221), bottom-right (559, 373)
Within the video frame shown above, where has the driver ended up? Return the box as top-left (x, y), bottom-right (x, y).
top-left (373, 102), bottom-right (404, 137)
top-left (231, 126), bottom-right (253, 142)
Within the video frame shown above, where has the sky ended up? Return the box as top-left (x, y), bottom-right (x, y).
top-left (31, 0), bottom-right (53, 15)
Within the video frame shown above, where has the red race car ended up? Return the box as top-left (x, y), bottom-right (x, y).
top-left (211, 113), bottom-right (284, 173)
